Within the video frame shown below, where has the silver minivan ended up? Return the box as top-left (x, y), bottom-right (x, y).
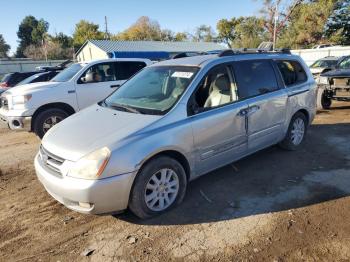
top-left (35, 51), bottom-right (317, 219)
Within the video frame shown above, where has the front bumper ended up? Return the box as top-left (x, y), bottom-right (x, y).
top-left (34, 154), bottom-right (137, 214)
top-left (0, 112), bottom-right (32, 131)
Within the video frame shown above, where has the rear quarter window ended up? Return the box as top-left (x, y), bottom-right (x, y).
top-left (275, 60), bottom-right (307, 86)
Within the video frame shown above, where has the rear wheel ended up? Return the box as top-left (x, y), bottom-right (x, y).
top-left (33, 108), bottom-right (68, 138)
top-left (129, 156), bottom-right (187, 219)
top-left (279, 112), bottom-right (307, 151)
top-left (321, 92), bottom-right (332, 109)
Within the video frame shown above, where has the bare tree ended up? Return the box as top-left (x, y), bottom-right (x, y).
top-left (261, 0), bottom-right (304, 42)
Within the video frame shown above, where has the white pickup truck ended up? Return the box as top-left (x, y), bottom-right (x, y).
top-left (0, 58), bottom-right (151, 138)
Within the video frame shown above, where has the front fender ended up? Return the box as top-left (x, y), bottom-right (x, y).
top-left (102, 120), bottom-right (195, 179)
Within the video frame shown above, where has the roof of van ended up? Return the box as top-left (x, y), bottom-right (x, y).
top-left (151, 53), bottom-right (300, 68)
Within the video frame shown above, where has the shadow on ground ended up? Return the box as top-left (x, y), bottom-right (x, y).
top-left (115, 123), bottom-right (350, 225)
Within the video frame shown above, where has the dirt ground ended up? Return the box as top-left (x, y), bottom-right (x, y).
top-left (0, 102), bottom-right (350, 262)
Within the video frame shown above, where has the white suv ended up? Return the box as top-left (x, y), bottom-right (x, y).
top-left (0, 58), bottom-right (151, 137)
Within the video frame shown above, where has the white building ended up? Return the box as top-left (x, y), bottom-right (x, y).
top-left (76, 40), bottom-right (227, 62)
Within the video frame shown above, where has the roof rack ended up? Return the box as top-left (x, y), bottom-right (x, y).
top-left (172, 52), bottom-right (209, 59)
top-left (218, 48), bottom-right (291, 57)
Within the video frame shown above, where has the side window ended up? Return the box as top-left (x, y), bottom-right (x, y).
top-left (191, 65), bottom-right (237, 112)
top-left (234, 60), bottom-right (279, 99)
top-left (276, 60), bottom-right (307, 86)
top-left (115, 61), bottom-right (147, 80)
top-left (79, 62), bottom-right (115, 84)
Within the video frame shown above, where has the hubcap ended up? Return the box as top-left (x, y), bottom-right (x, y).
top-left (43, 116), bottom-right (63, 133)
top-left (144, 168), bottom-right (179, 212)
top-left (291, 118), bottom-right (305, 145)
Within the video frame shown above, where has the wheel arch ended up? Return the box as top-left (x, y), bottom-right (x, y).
top-left (31, 102), bottom-right (76, 131)
top-left (137, 149), bottom-right (192, 182)
top-left (296, 108), bottom-right (310, 125)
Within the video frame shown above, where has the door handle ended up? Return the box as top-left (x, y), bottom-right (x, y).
top-left (248, 105), bottom-right (260, 115)
top-left (237, 108), bottom-right (249, 117)
top-left (110, 84), bottom-right (120, 88)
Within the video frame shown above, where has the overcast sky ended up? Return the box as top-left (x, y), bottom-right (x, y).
top-left (1, 0), bottom-right (263, 55)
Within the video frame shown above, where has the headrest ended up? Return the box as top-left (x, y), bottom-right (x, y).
top-left (212, 74), bottom-right (230, 92)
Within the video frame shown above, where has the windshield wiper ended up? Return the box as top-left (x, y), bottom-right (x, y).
top-left (107, 102), bottom-right (142, 114)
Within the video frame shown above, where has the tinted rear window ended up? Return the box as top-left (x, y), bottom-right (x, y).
top-left (276, 60), bottom-right (307, 86)
top-left (115, 61), bottom-right (147, 80)
top-left (234, 60), bottom-right (279, 99)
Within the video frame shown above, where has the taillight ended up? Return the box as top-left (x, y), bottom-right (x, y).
top-left (0, 82), bottom-right (8, 88)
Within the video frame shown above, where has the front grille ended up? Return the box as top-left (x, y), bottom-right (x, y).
top-left (39, 146), bottom-right (65, 177)
top-left (0, 97), bottom-right (8, 110)
top-left (333, 78), bottom-right (350, 88)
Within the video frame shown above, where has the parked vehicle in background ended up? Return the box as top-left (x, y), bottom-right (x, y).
top-left (312, 44), bottom-right (335, 49)
top-left (309, 56), bottom-right (340, 78)
top-left (0, 58), bottom-right (150, 138)
top-left (15, 71), bottom-right (60, 86)
top-left (318, 55), bottom-right (350, 109)
top-left (0, 60), bottom-right (71, 93)
top-left (0, 71), bottom-right (39, 88)
top-left (34, 50), bottom-right (317, 219)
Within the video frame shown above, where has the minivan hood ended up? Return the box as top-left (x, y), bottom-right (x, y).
top-left (321, 69), bottom-right (350, 78)
top-left (7, 81), bottom-right (60, 95)
top-left (42, 104), bottom-right (162, 161)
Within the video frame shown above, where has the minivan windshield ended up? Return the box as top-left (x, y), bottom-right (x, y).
top-left (338, 57), bottom-right (350, 69)
top-left (310, 59), bottom-right (337, 68)
top-left (51, 63), bottom-right (83, 82)
top-left (104, 66), bottom-right (198, 115)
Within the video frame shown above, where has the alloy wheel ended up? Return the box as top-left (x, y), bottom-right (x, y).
top-left (144, 168), bottom-right (179, 212)
top-left (42, 116), bottom-right (63, 133)
top-left (291, 118), bottom-right (305, 145)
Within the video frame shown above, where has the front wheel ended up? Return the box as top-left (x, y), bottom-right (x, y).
top-left (279, 112), bottom-right (307, 151)
top-left (129, 156), bottom-right (187, 219)
top-left (33, 108), bottom-right (68, 138)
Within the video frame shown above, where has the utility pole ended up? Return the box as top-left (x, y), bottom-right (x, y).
top-left (104, 16), bottom-right (110, 40)
top-left (42, 38), bottom-right (48, 61)
top-left (273, 2), bottom-right (279, 51)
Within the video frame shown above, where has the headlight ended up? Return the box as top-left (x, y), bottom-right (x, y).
top-left (318, 76), bottom-right (329, 85)
top-left (68, 147), bottom-right (111, 180)
top-left (12, 94), bottom-right (32, 105)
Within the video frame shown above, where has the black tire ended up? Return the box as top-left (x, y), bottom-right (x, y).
top-left (129, 156), bottom-right (187, 219)
top-left (321, 92), bottom-right (332, 109)
top-left (33, 108), bottom-right (68, 138)
top-left (279, 112), bottom-right (308, 151)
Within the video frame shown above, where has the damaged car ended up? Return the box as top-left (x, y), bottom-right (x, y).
top-left (318, 55), bottom-right (350, 109)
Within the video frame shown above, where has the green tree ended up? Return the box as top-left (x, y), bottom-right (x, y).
top-left (51, 32), bottom-right (73, 49)
top-left (114, 16), bottom-right (162, 41)
top-left (234, 16), bottom-right (267, 48)
top-left (16, 16), bottom-right (49, 57)
top-left (193, 25), bottom-right (216, 42)
top-left (160, 29), bottom-right (175, 41)
top-left (277, 0), bottom-right (337, 48)
top-left (324, 0), bottom-right (350, 45)
top-left (0, 34), bottom-right (10, 58)
top-left (217, 18), bottom-right (243, 47)
top-left (174, 32), bottom-right (188, 41)
top-left (73, 20), bottom-right (104, 50)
